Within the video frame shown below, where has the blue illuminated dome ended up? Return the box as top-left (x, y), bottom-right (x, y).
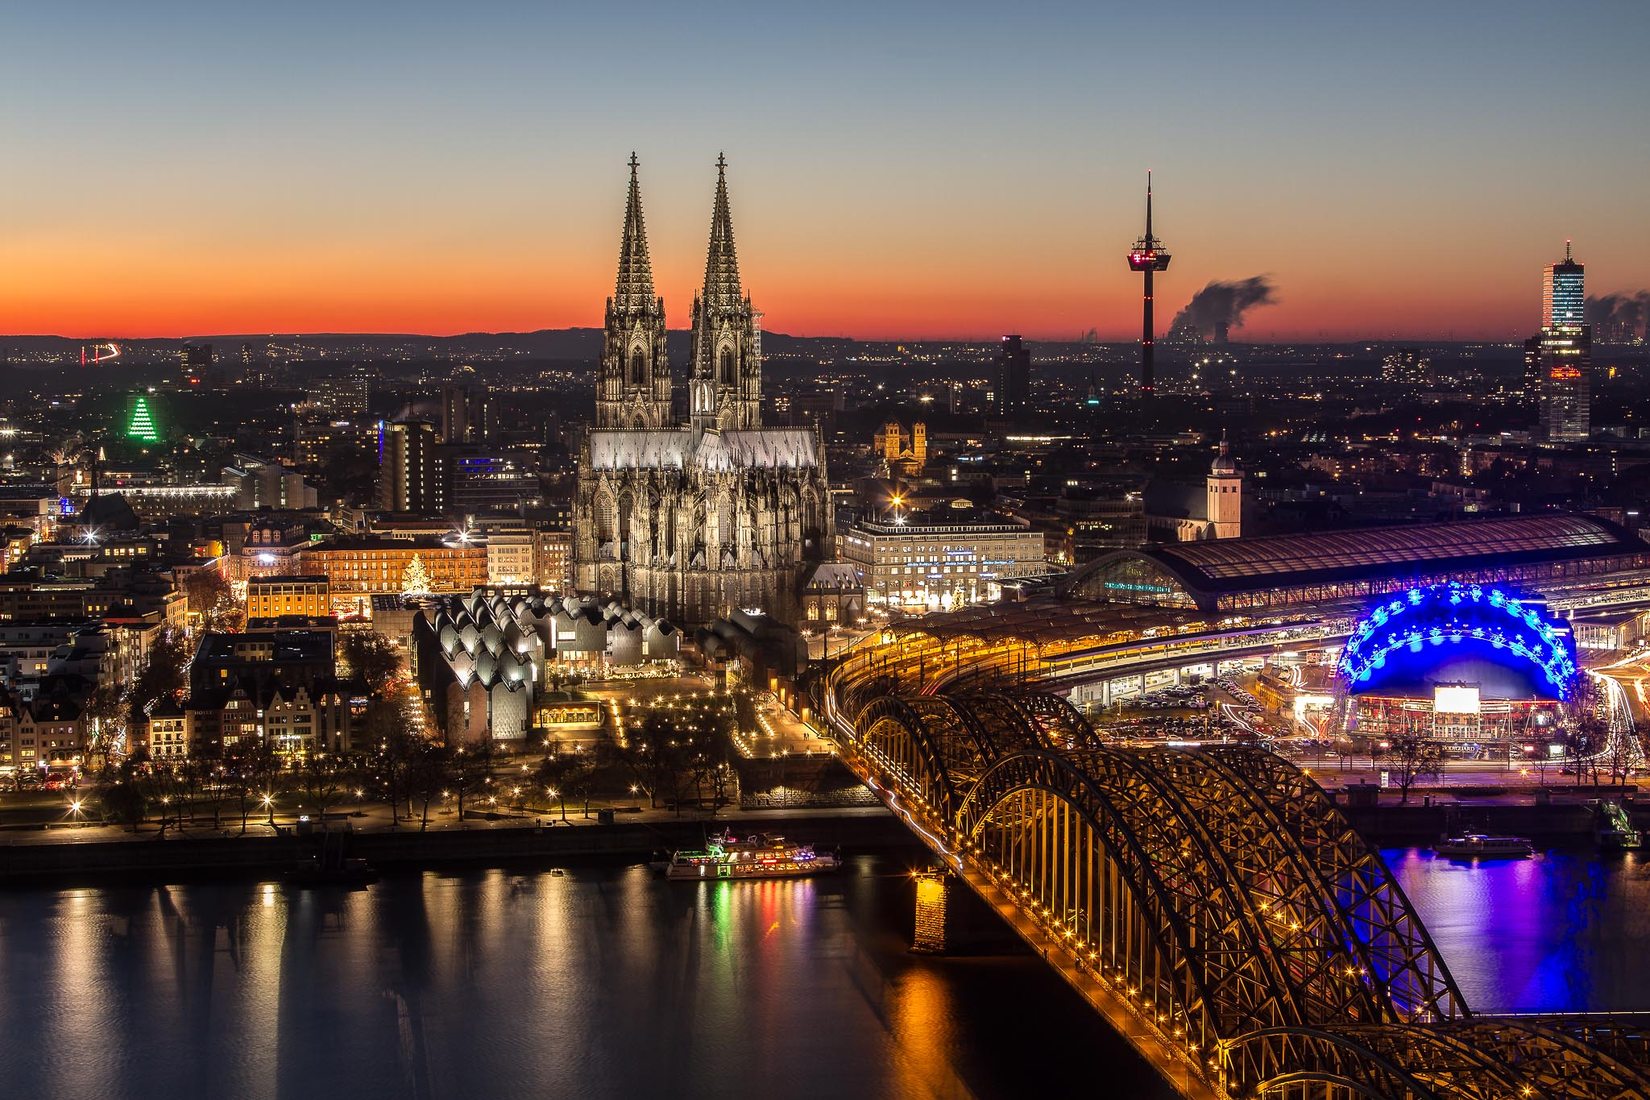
top-left (1339, 582), bottom-right (1578, 701)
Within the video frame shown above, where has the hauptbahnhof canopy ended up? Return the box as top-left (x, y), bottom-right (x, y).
top-left (1065, 514), bottom-right (1650, 615)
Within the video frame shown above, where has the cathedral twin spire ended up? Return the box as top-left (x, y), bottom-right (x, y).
top-left (613, 153), bottom-right (657, 313)
top-left (597, 153), bottom-right (670, 429)
top-left (701, 154), bottom-right (743, 309)
top-left (599, 154), bottom-right (761, 432)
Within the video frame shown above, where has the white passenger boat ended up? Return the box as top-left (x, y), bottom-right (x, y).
top-left (665, 830), bottom-right (841, 880)
top-left (1432, 833), bottom-right (1534, 859)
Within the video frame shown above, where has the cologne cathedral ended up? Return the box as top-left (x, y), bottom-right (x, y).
top-left (571, 156), bottom-right (830, 627)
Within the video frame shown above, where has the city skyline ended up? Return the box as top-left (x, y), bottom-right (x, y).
top-left (4, 2), bottom-right (1650, 342)
top-left (7, 7), bottom-right (1650, 1100)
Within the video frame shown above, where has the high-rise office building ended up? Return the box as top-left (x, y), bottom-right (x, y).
top-left (994, 335), bottom-right (1031, 416)
top-left (1531, 241), bottom-right (1591, 441)
top-left (377, 420), bottom-right (445, 513)
top-left (1543, 241), bottom-right (1585, 331)
top-left (1380, 348), bottom-right (1430, 387)
top-left (315, 373), bottom-right (371, 416)
top-left (1530, 328), bottom-right (1592, 441)
top-left (180, 343), bottom-right (213, 387)
top-left (440, 384), bottom-right (490, 444)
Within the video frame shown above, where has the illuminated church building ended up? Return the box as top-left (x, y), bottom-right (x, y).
top-left (571, 156), bottom-right (830, 626)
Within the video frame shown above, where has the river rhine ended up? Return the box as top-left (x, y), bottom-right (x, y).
top-left (1, 848), bottom-right (1646, 1099)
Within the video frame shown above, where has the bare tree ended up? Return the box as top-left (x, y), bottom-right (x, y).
top-left (339, 631), bottom-right (402, 697)
top-left (185, 569), bottom-right (242, 632)
top-left (535, 752), bottom-right (595, 821)
top-left (1373, 732), bottom-right (1445, 805)
top-left (298, 753), bottom-right (344, 820)
top-left (81, 680), bottom-right (127, 771)
top-left (448, 743), bottom-right (491, 823)
top-left (1563, 717), bottom-right (1608, 787)
top-left (128, 631), bottom-right (192, 733)
top-left (365, 696), bottom-right (426, 826)
top-left (224, 737), bottom-right (279, 834)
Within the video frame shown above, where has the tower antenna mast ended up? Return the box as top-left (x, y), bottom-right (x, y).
top-left (1126, 171), bottom-right (1172, 393)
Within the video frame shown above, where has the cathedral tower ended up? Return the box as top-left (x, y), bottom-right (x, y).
top-left (690, 156), bottom-right (762, 431)
top-left (598, 154), bottom-right (671, 429)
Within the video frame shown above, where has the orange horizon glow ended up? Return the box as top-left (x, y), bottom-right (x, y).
top-left (0, 244), bottom-right (1585, 345)
top-left (0, 154), bottom-right (1638, 346)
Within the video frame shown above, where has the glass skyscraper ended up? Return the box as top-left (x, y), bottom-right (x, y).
top-left (1533, 241), bottom-right (1590, 441)
top-left (1543, 241), bottom-right (1585, 331)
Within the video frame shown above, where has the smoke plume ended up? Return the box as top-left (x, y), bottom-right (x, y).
top-left (1586, 292), bottom-right (1650, 342)
top-left (1168, 276), bottom-right (1277, 340)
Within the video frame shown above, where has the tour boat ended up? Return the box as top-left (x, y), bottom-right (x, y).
top-left (665, 830), bottom-right (841, 880)
top-left (1432, 833), bottom-right (1534, 859)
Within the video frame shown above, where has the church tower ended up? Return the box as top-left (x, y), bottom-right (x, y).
top-left (1206, 432), bottom-right (1243, 539)
top-left (690, 156), bottom-right (762, 432)
top-left (598, 154), bottom-right (671, 429)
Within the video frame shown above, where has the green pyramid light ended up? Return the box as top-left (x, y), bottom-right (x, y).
top-left (127, 396), bottom-right (159, 443)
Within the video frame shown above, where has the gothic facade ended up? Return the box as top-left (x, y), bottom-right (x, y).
top-left (572, 157), bottom-right (830, 627)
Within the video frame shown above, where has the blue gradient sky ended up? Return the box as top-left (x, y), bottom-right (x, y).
top-left (2, 1), bottom-right (1647, 339)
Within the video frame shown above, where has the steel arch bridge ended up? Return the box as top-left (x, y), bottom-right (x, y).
top-left (826, 686), bottom-right (1650, 1099)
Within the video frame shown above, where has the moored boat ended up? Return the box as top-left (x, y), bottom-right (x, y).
top-left (1432, 833), bottom-right (1534, 859)
top-left (665, 829), bottom-right (840, 880)
top-left (283, 855), bottom-right (379, 888)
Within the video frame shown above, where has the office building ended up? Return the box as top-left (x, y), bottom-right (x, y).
top-left (485, 529), bottom-right (536, 585)
top-left (1380, 348), bottom-right (1430, 386)
top-left (1533, 328), bottom-right (1592, 441)
top-left (180, 343), bottom-right (213, 387)
top-left (994, 335), bottom-right (1031, 416)
top-left (535, 529), bottom-right (573, 591)
top-left (1543, 241), bottom-right (1586, 331)
top-left (440, 384), bottom-right (490, 444)
top-left (378, 420), bottom-right (444, 513)
top-left (1530, 241), bottom-right (1592, 441)
top-left (246, 575), bottom-right (332, 620)
top-left (839, 510), bottom-right (1046, 612)
top-left (314, 374), bottom-right (371, 415)
top-left (305, 537), bottom-right (489, 598)
top-left (225, 463), bottom-right (319, 511)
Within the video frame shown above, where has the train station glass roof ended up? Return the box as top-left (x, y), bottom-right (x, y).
top-left (1068, 514), bottom-right (1650, 612)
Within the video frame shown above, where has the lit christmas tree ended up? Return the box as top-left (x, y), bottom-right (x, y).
top-left (126, 396), bottom-right (159, 443)
top-left (401, 553), bottom-right (432, 596)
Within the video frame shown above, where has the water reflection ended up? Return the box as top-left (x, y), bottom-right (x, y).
top-left (0, 857), bottom-right (1172, 1100)
top-left (1387, 847), bottom-right (1650, 1013)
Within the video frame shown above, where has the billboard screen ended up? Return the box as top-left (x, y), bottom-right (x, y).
top-left (1434, 685), bottom-right (1481, 714)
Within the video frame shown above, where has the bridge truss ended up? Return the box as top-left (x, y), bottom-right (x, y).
top-left (826, 684), bottom-right (1650, 1099)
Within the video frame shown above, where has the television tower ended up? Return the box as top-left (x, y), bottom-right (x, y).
top-left (1125, 172), bottom-right (1171, 392)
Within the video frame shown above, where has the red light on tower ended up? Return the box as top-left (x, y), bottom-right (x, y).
top-left (1125, 172), bottom-right (1171, 393)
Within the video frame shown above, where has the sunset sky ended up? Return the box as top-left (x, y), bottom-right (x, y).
top-left (3, 1), bottom-right (1648, 341)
